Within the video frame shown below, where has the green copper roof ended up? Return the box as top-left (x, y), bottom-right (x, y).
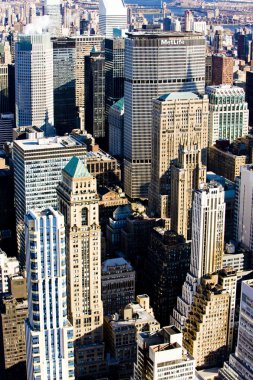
top-left (159, 92), bottom-right (199, 101)
top-left (63, 156), bottom-right (91, 178)
top-left (111, 97), bottom-right (124, 112)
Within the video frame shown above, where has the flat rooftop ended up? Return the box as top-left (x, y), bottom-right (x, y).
top-left (14, 136), bottom-right (83, 151)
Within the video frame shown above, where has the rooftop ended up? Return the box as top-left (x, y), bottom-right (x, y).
top-left (102, 257), bottom-right (133, 273)
top-left (159, 92), bottom-right (199, 102)
top-left (14, 136), bottom-right (83, 151)
top-left (63, 156), bottom-right (92, 179)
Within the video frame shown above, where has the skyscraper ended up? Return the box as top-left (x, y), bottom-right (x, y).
top-left (85, 48), bottom-right (105, 139)
top-left (25, 208), bottom-right (75, 380)
top-left (219, 279), bottom-right (253, 379)
top-left (53, 37), bottom-right (77, 135)
top-left (234, 164), bottom-right (253, 251)
top-left (171, 182), bottom-right (226, 330)
top-left (13, 136), bottom-right (86, 264)
top-left (124, 32), bottom-right (206, 199)
top-left (99, 0), bottom-right (127, 38)
top-left (57, 157), bottom-right (106, 379)
top-left (148, 92), bottom-right (208, 219)
top-left (73, 35), bottom-right (104, 130)
top-left (212, 54), bottom-right (234, 86)
top-left (206, 85), bottom-right (249, 146)
top-left (15, 33), bottom-right (54, 128)
top-left (105, 38), bottom-right (125, 117)
top-left (44, 0), bottom-right (62, 37)
top-left (170, 144), bottom-right (206, 240)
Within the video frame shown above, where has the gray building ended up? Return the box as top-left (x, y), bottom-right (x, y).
top-left (85, 49), bottom-right (105, 139)
top-left (105, 38), bottom-right (125, 118)
top-left (53, 38), bottom-right (77, 135)
top-left (123, 31), bottom-right (206, 198)
top-left (102, 257), bottom-right (135, 315)
top-left (108, 97), bottom-right (124, 158)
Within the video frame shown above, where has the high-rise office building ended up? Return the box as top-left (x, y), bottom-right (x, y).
top-left (53, 37), bottom-right (77, 135)
top-left (25, 208), bottom-right (75, 380)
top-left (44, 0), bottom-right (62, 37)
top-left (246, 70), bottom-right (253, 126)
top-left (184, 10), bottom-right (194, 32)
top-left (105, 38), bottom-right (125, 117)
top-left (145, 228), bottom-right (191, 327)
top-left (171, 182), bottom-right (225, 330)
top-left (238, 33), bottom-right (252, 63)
top-left (108, 97), bottom-right (124, 158)
top-left (219, 279), bottom-right (253, 379)
top-left (212, 54), bottom-right (234, 86)
top-left (85, 48), bottom-right (105, 139)
top-left (73, 35), bottom-right (104, 129)
top-left (124, 32), bottom-right (206, 199)
top-left (13, 136), bottom-right (86, 264)
top-left (0, 64), bottom-right (9, 113)
top-left (170, 144), bottom-right (206, 239)
top-left (148, 92), bottom-right (208, 218)
top-left (184, 270), bottom-right (237, 369)
top-left (132, 326), bottom-right (195, 380)
top-left (57, 157), bottom-right (106, 379)
top-left (0, 275), bottom-right (28, 380)
top-left (234, 164), bottom-right (253, 251)
top-left (15, 33), bottom-right (54, 128)
top-left (206, 85), bottom-right (249, 146)
top-left (0, 113), bottom-right (14, 149)
top-left (99, 0), bottom-right (127, 38)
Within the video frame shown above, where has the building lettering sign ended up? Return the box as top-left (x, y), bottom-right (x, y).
top-left (161, 39), bottom-right (185, 46)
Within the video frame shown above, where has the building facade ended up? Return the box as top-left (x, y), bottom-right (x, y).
top-left (53, 37), bottom-right (77, 135)
top-left (25, 208), bottom-right (75, 380)
top-left (212, 55), bottom-right (234, 86)
top-left (170, 144), bottom-right (206, 239)
top-left (44, 0), bottom-right (62, 37)
top-left (108, 97), bottom-right (124, 158)
top-left (234, 164), bottom-right (253, 251)
top-left (145, 228), bottom-right (191, 327)
top-left (15, 33), bottom-right (54, 128)
top-left (0, 249), bottom-right (19, 293)
top-left (219, 279), bottom-right (253, 379)
top-left (148, 92), bottom-right (208, 218)
top-left (57, 157), bottom-right (106, 379)
top-left (99, 0), bottom-right (127, 38)
top-left (124, 32), bottom-right (206, 199)
top-left (0, 275), bottom-right (27, 380)
top-left (206, 85), bottom-right (249, 146)
top-left (102, 257), bottom-right (135, 315)
top-left (85, 49), bottom-right (105, 139)
top-left (132, 326), bottom-right (195, 380)
top-left (171, 182), bottom-right (226, 331)
top-left (13, 136), bottom-right (86, 264)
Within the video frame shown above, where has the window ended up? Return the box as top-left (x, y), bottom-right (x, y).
top-left (81, 208), bottom-right (88, 226)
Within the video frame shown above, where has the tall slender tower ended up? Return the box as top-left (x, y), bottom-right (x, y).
top-left (57, 157), bottom-right (105, 379)
top-left (25, 208), bottom-right (75, 380)
top-left (15, 33), bottom-right (54, 128)
top-left (170, 144), bottom-right (206, 240)
top-left (171, 182), bottom-right (226, 330)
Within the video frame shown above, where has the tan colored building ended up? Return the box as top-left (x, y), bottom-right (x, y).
top-left (0, 275), bottom-right (27, 379)
top-left (212, 54), bottom-right (234, 86)
top-left (208, 144), bottom-right (247, 181)
top-left (148, 92), bottom-right (209, 219)
top-left (171, 144), bottom-right (206, 240)
top-left (104, 295), bottom-right (160, 379)
top-left (57, 156), bottom-right (106, 379)
top-left (183, 270), bottom-right (237, 369)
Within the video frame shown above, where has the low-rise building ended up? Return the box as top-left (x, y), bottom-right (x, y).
top-left (132, 325), bottom-right (195, 380)
top-left (0, 249), bottom-right (19, 293)
top-left (104, 295), bottom-right (160, 379)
